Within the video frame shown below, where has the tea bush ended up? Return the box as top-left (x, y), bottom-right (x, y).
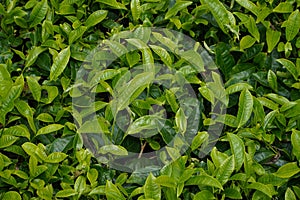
top-left (0, 0), bottom-right (300, 199)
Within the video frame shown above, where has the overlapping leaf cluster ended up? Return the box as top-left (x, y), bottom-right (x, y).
top-left (0, 0), bottom-right (300, 199)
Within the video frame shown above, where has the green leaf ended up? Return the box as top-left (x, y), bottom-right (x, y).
top-left (194, 190), bottom-right (215, 200)
top-left (37, 184), bottom-right (53, 200)
top-left (46, 152), bottom-right (67, 163)
top-left (285, 188), bottom-right (297, 200)
top-left (186, 174), bottom-right (223, 190)
top-left (215, 156), bottom-right (235, 185)
top-left (36, 124), bottom-right (64, 136)
top-left (267, 70), bottom-right (278, 92)
top-left (130, 0), bottom-right (141, 22)
top-left (240, 35), bottom-right (256, 50)
top-left (106, 180), bottom-right (126, 200)
top-left (165, 1), bottom-right (192, 19)
top-left (277, 58), bottom-right (298, 80)
top-left (200, 0), bottom-right (236, 34)
top-left (165, 89), bottom-right (179, 113)
top-left (26, 76), bottom-right (41, 102)
top-left (191, 131), bottom-right (208, 151)
top-left (266, 29), bottom-right (281, 53)
top-left (50, 46), bottom-right (70, 81)
top-left (149, 45), bottom-right (172, 67)
top-left (29, 0), bottom-right (48, 27)
top-left (3, 125), bottom-right (30, 140)
top-left (15, 100), bottom-right (36, 133)
top-left (0, 135), bottom-right (19, 149)
top-left (226, 83), bottom-right (253, 95)
top-left (36, 113), bottom-right (54, 122)
top-left (144, 173), bottom-right (161, 200)
top-left (245, 16), bottom-right (260, 42)
top-left (273, 2), bottom-right (294, 13)
top-left (247, 182), bottom-right (276, 198)
top-left (96, 0), bottom-right (127, 10)
top-left (227, 133), bottom-right (245, 171)
top-left (224, 188), bottom-right (243, 199)
top-left (236, 89), bottom-right (253, 128)
top-left (98, 145), bottom-right (128, 156)
top-left (69, 26), bottom-right (87, 44)
top-left (56, 189), bottom-right (77, 198)
top-left (282, 10), bottom-right (300, 41)
top-left (75, 176), bottom-right (86, 194)
top-left (85, 10), bottom-right (108, 28)
top-left (175, 108), bottom-right (187, 134)
top-left (235, 0), bottom-right (259, 16)
top-left (155, 175), bottom-right (177, 188)
top-left (25, 46), bottom-right (46, 68)
top-left (274, 162), bottom-right (300, 178)
top-left (112, 72), bottom-right (154, 111)
top-left (2, 191), bottom-right (21, 200)
top-left (292, 129), bottom-right (300, 161)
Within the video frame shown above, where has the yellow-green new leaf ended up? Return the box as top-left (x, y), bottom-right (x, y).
top-left (165, 1), bottom-right (192, 19)
top-left (227, 133), bottom-right (245, 171)
top-left (292, 129), bottom-right (300, 161)
top-left (236, 89), bottom-right (253, 128)
top-left (85, 10), bottom-right (108, 28)
top-left (50, 46), bottom-right (70, 81)
top-left (131, 0), bottom-right (141, 22)
top-left (266, 28), bottom-right (281, 53)
top-left (36, 124), bottom-right (64, 136)
top-left (282, 10), bottom-right (300, 41)
top-left (274, 162), bottom-right (300, 178)
top-left (277, 58), bottom-right (298, 80)
top-left (144, 173), bottom-right (161, 200)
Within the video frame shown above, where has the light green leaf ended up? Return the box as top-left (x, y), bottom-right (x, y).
top-left (36, 113), bottom-right (54, 123)
top-left (15, 100), bottom-right (36, 133)
top-left (191, 131), bottom-right (208, 151)
top-left (149, 45), bottom-right (172, 67)
top-left (186, 174), bottom-right (223, 190)
top-left (286, 188), bottom-right (297, 200)
top-left (245, 16), bottom-right (260, 42)
top-left (25, 46), bottom-right (46, 68)
top-left (236, 89), bottom-right (253, 128)
top-left (50, 46), bottom-right (70, 81)
top-left (277, 58), bottom-right (298, 80)
top-left (69, 26), bottom-right (87, 44)
top-left (267, 70), bottom-right (278, 92)
top-left (26, 76), bottom-right (41, 102)
top-left (74, 176), bottom-right (86, 194)
top-left (235, 0), bottom-right (259, 16)
top-left (46, 152), bottom-right (68, 163)
top-left (131, 0), bottom-right (141, 22)
top-left (0, 135), bottom-right (19, 149)
top-left (175, 108), bottom-right (187, 134)
top-left (144, 173), bottom-right (161, 200)
top-left (2, 191), bottom-right (21, 200)
top-left (165, 1), bottom-right (192, 19)
top-left (106, 181), bottom-right (126, 200)
top-left (247, 182), bottom-right (276, 198)
top-left (56, 189), bottom-right (77, 198)
top-left (98, 145), bottom-right (128, 156)
top-left (155, 175), bottom-right (177, 188)
top-left (96, 0), bottom-right (127, 10)
top-left (282, 10), bottom-right (300, 41)
top-left (3, 125), bottom-right (30, 140)
top-left (201, 0), bottom-right (236, 34)
top-left (266, 28), bottom-right (281, 53)
top-left (85, 10), bottom-right (108, 28)
top-left (113, 72), bottom-right (154, 111)
top-left (36, 124), bottom-right (64, 136)
top-left (215, 156), bottom-right (235, 185)
top-left (240, 35), bottom-right (256, 50)
top-left (292, 129), bottom-right (300, 161)
top-left (274, 162), bottom-right (300, 179)
top-left (273, 2), bottom-right (294, 13)
top-left (227, 133), bottom-right (245, 171)
top-left (29, 0), bottom-right (48, 27)
top-left (226, 82), bottom-right (253, 95)
top-left (193, 190), bottom-right (215, 200)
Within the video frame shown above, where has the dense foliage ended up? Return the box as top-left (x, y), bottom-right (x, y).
top-left (1, 0), bottom-right (300, 199)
